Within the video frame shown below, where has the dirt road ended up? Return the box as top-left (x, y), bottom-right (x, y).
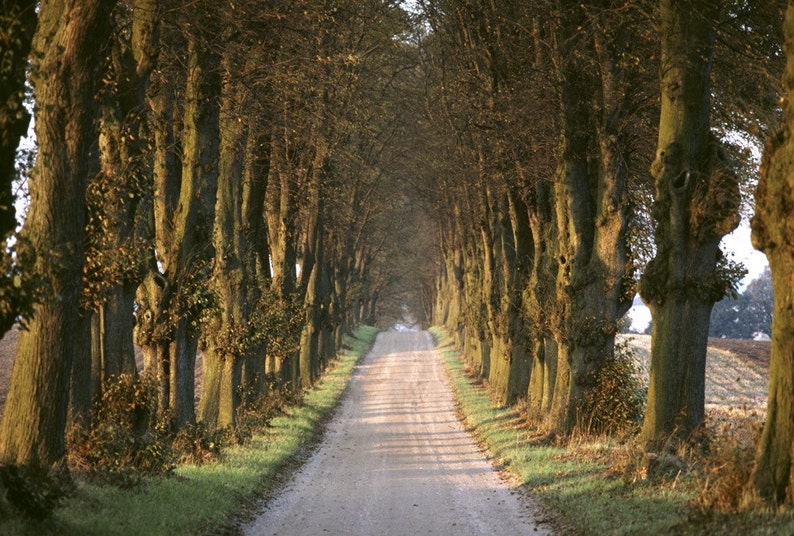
top-left (243, 331), bottom-right (553, 536)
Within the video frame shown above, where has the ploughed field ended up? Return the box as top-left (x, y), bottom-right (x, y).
top-left (0, 327), bottom-right (771, 419)
top-left (619, 334), bottom-right (770, 417)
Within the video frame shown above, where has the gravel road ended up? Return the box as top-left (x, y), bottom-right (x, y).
top-left (243, 330), bottom-right (553, 536)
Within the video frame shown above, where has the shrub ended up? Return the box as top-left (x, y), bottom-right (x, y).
top-left (235, 378), bottom-right (303, 441)
top-left (580, 340), bottom-right (647, 436)
top-left (67, 373), bottom-right (173, 485)
top-left (170, 422), bottom-right (228, 465)
top-left (0, 464), bottom-right (68, 519)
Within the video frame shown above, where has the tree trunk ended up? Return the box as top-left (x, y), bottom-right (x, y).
top-left (639, 0), bottom-right (740, 448)
top-left (168, 23), bottom-right (220, 428)
top-left (240, 123), bottom-right (271, 398)
top-left (0, 0), bottom-right (117, 468)
top-left (745, 2), bottom-right (794, 507)
top-left (525, 179), bottom-right (557, 421)
top-left (137, 16), bottom-right (219, 428)
top-left (505, 190), bottom-right (532, 401)
top-left (99, 285), bottom-right (139, 379)
top-left (548, 1), bottom-right (599, 432)
top-left (298, 255), bottom-right (321, 390)
top-left (170, 320), bottom-right (198, 427)
top-left (134, 18), bottom-right (182, 418)
top-left (70, 313), bottom-right (99, 427)
top-left (199, 48), bottom-right (250, 429)
top-left (90, 0), bottom-right (158, 385)
top-left (134, 270), bottom-right (170, 411)
top-left (265, 133), bottom-right (299, 383)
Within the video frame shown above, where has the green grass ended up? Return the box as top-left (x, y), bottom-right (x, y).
top-left (1, 325), bottom-right (379, 536)
top-left (429, 326), bottom-right (794, 536)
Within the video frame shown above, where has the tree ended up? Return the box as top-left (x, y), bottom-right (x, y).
top-left (71, 0), bottom-right (160, 423)
top-left (545, 1), bottom-right (648, 433)
top-left (745, 2), bottom-right (794, 507)
top-left (638, 0), bottom-right (741, 448)
top-left (418, 0), bottom-right (652, 427)
top-left (0, 0), bottom-right (117, 468)
top-left (0, 0), bottom-right (36, 337)
top-left (199, 22), bottom-right (261, 429)
top-left (134, 1), bottom-right (220, 428)
top-left (164, 7), bottom-right (220, 428)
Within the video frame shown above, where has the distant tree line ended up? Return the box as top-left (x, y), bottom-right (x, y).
top-left (709, 268), bottom-right (773, 339)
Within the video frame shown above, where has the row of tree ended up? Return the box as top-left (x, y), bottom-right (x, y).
top-left (409, 0), bottom-right (794, 506)
top-left (0, 0), bottom-right (420, 473)
top-left (3, 0), bottom-right (794, 511)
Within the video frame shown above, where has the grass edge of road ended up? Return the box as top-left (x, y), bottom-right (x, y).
top-left (4, 325), bottom-right (379, 536)
top-left (429, 326), bottom-right (794, 536)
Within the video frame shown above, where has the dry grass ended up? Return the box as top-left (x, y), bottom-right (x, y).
top-left (617, 335), bottom-right (770, 513)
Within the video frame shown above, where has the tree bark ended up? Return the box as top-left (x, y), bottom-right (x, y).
top-left (525, 178), bottom-right (557, 420)
top-left (90, 0), bottom-right (159, 384)
top-left (0, 0), bottom-right (117, 468)
top-left (240, 123), bottom-right (271, 398)
top-left (168, 23), bottom-right (220, 428)
top-left (134, 18), bottom-right (182, 415)
top-left (69, 312), bottom-right (100, 427)
top-left (538, 2), bottom-right (638, 434)
top-left (295, 128), bottom-right (328, 389)
top-left (505, 189), bottom-right (533, 401)
top-left (136, 15), bottom-right (219, 428)
top-left (265, 133), bottom-right (299, 382)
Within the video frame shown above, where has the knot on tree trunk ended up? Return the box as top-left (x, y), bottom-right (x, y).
top-left (688, 137), bottom-right (741, 241)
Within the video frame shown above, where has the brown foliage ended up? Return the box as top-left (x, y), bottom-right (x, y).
top-left (67, 374), bottom-right (173, 485)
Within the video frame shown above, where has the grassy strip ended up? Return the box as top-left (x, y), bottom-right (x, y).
top-left (429, 327), bottom-right (794, 536)
top-left (3, 325), bottom-right (379, 536)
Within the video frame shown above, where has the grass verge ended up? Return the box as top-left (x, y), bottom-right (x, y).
top-left (429, 326), bottom-right (794, 536)
top-left (1, 325), bottom-right (379, 536)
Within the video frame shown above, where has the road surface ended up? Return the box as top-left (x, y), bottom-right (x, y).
top-left (243, 330), bottom-right (553, 535)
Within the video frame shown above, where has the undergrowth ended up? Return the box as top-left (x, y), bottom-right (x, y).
top-left (65, 370), bottom-right (308, 490)
top-left (67, 374), bottom-right (173, 486)
top-left (579, 339), bottom-right (646, 437)
top-left (691, 411), bottom-right (763, 513)
top-left (0, 325), bottom-right (379, 535)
